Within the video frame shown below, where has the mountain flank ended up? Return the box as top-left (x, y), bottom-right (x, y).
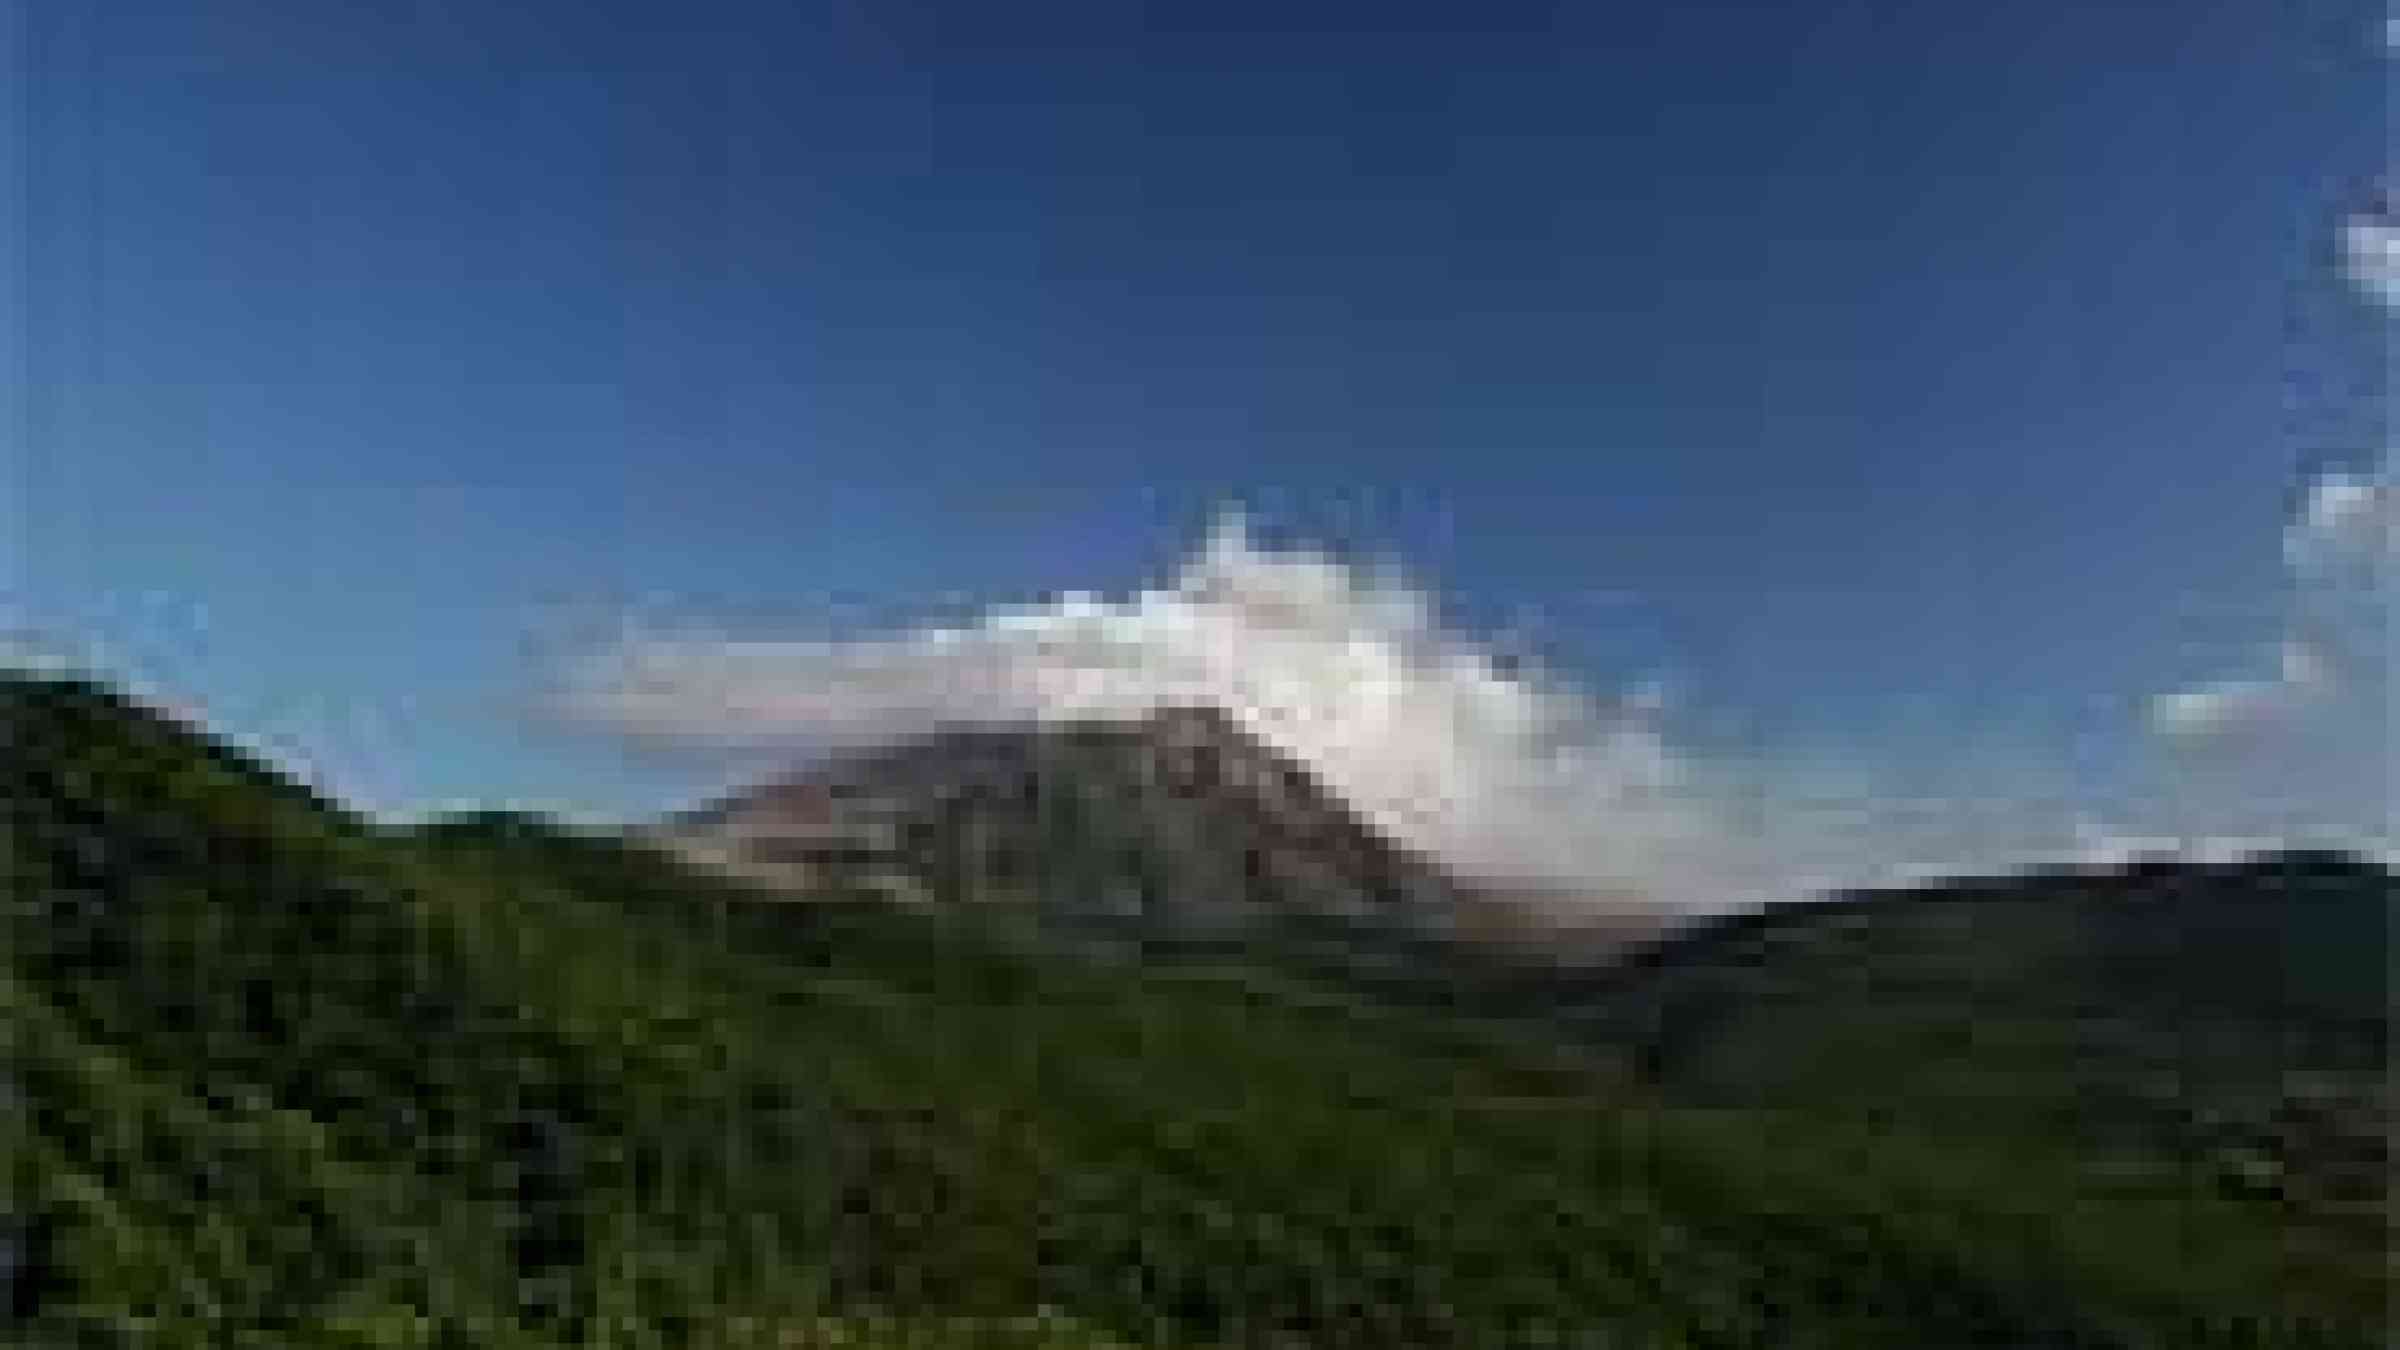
top-left (652, 702), bottom-right (1664, 958)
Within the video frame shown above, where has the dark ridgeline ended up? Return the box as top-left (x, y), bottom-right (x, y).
top-left (1554, 847), bottom-right (2393, 1259)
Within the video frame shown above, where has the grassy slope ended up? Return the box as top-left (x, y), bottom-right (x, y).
top-left (3, 674), bottom-right (2384, 1346)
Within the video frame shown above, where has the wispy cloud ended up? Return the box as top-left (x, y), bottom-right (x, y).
top-left (2144, 466), bottom-right (2390, 860)
top-left (2340, 214), bottom-right (2399, 307)
top-left (2339, 174), bottom-right (2400, 308)
top-left (2147, 637), bottom-right (2329, 739)
top-left (2285, 467), bottom-right (2393, 584)
top-left (2150, 196), bottom-right (2394, 741)
top-left (2139, 211), bottom-right (2393, 858)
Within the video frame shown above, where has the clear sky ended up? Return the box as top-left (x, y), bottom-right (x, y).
top-left (9, 3), bottom-right (2390, 895)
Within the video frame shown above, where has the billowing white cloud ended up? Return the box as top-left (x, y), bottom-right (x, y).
top-left (571, 515), bottom-right (1730, 900)
top-left (569, 514), bottom-right (2159, 911)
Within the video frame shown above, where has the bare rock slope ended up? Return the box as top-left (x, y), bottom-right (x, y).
top-left (655, 703), bottom-right (1662, 956)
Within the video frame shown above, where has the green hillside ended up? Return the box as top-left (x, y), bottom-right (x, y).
top-left (3, 673), bottom-right (2386, 1346)
top-left (1570, 856), bottom-right (2389, 1226)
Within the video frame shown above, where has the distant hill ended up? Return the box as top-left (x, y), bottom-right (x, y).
top-left (4, 671), bottom-right (2387, 1346)
top-left (1562, 852), bottom-right (2394, 1264)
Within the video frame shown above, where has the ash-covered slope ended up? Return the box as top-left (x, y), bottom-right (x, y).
top-left (657, 703), bottom-right (1478, 939)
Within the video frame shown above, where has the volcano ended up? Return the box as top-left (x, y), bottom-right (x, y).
top-left (653, 702), bottom-right (1664, 958)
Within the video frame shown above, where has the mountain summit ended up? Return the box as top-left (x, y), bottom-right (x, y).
top-left (656, 702), bottom-right (1666, 962)
top-left (657, 704), bottom-right (1455, 928)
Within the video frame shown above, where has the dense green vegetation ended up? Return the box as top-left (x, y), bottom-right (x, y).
top-left (4, 673), bottom-right (2388, 1345)
top-left (1566, 855), bottom-right (2389, 1222)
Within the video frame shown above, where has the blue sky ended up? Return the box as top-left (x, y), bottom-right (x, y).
top-left (8, 2), bottom-right (2390, 892)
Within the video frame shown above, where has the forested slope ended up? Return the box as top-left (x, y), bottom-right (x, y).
top-left (3, 674), bottom-right (2382, 1346)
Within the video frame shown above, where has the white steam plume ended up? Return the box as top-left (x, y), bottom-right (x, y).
top-left (564, 514), bottom-right (2122, 911)
top-left (576, 516), bottom-right (1703, 896)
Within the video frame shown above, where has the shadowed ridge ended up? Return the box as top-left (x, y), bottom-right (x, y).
top-left (1, 670), bottom-right (355, 828)
top-left (1554, 848), bottom-right (2393, 1266)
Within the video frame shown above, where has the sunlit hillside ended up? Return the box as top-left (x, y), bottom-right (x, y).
top-left (4, 673), bottom-right (2387, 1347)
